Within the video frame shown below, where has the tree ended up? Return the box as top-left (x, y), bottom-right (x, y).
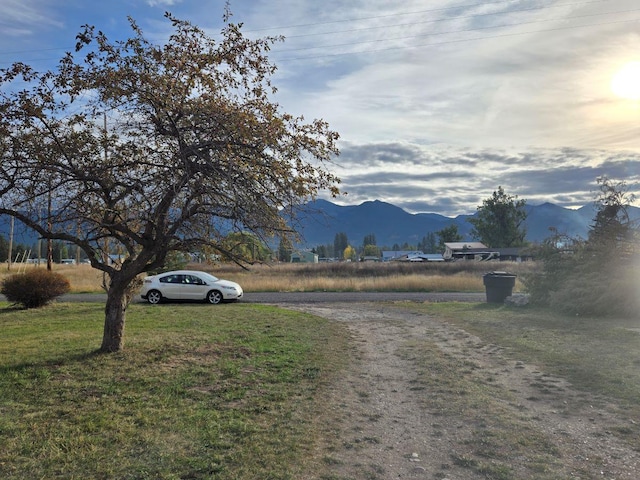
top-left (363, 233), bottom-right (376, 247)
top-left (418, 232), bottom-right (438, 253)
top-left (222, 232), bottom-right (271, 262)
top-left (588, 176), bottom-right (636, 257)
top-left (343, 245), bottom-right (357, 261)
top-left (334, 232), bottom-right (348, 259)
top-left (0, 13), bottom-right (340, 352)
top-left (277, 236), bottom-right (293, 262)
top-left (362, 244), bottom-right (380, 258)
top-left (0, 235), bottom-right (8, 262)
top-left (468, 186), bottom-right (527, 247)
top-left (436, 224), bottom-right (462, 251)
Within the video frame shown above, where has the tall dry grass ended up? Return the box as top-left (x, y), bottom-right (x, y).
top-left (0, 263), bottom-right (105, 293)
top-left (214, 261), bottom-right (533, 293)
top-left (0, 260), bottom-right (534, 293)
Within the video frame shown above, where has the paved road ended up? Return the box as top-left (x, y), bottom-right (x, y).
top-left (41, 291), bottom-right (487, 304)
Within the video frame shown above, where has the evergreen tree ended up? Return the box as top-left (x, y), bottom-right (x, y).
top-left (277, 237), bottom-right (293, 262)
top-left (419, 232), bottom-right (438, 253)
top-left (363, 233), bottom-right (376, 247)
top-left (334, 232), bottom-right (348, 259)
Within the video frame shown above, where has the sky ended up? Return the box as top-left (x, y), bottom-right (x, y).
top-left (1, 0), bottom-right (639, 217)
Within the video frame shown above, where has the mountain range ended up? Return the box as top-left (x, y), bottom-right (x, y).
top-left (292, 199), bottom-right (637, 248)
top-left (1, 199), bottom-right (636, 251)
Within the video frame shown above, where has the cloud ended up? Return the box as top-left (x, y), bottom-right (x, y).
top-left (262, 0), bottom-right (640, 153)
top-left (3, 1), bottom-right (639, 219)
top-left (146, 0), bottom-right (184, 6)
top-left (0, 0), bottom-right (63, 36)
top-left (324, 142), bottom-right (640, 215)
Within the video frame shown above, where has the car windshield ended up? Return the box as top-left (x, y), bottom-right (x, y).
top-left (198, 272), bottom-right (219, 282)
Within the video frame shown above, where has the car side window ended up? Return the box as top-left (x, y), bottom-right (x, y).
top-left (184, 275), bottom-right (204, 285)
top-left (160, 274), bottom-right (183, 284)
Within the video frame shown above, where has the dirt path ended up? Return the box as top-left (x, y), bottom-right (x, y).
top-left (286, 302), bottom-right (640, 480)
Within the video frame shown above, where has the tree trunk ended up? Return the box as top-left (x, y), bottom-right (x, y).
top-left (101, 283), bottom-right (129, 353)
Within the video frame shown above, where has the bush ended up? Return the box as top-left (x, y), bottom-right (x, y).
top-left (1, 269), bottom-right (71, 308)
top-left (524, 178), bottom-right (640, 317)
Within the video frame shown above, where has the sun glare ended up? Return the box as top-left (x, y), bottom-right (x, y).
top-left (611, 61), bottom-right (640, 101)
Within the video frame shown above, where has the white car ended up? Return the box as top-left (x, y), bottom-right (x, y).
top-left (140, 270), bottom-right (243, 304)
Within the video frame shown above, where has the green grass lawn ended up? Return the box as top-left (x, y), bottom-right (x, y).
top-left (0, 302), bottom-right (350, 480)
top-left (3, 299), bottom-right (640, 479)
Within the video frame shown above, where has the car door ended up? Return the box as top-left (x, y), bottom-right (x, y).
top-left (181, 273), bottom-right (209, 300)
top-left (159, 274), bottom-right (185, 299)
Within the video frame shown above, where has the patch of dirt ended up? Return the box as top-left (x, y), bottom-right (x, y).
top-left (286, 302), bottom-right (640, 479)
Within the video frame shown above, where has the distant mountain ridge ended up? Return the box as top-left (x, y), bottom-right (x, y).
top-left (1, 199), bottom-right (636, 251)
top-left (293, 199), bottom-right (637, 248)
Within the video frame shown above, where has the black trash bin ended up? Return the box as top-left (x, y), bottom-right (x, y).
top-left (483, 271), bottom-right (516, 303)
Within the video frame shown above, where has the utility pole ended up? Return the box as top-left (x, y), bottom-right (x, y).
top-left (7, 216), bottom-right (13, 271)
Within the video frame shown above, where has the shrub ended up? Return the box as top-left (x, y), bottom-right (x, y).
top-left (1, 269), bottom-right (71, 308)
top-left (524, 177), bottom-right (640, 317)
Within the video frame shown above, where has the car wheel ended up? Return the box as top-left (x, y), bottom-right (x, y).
top-left (206, 290), bottom-right (222, 304)
top-left (146, 290), bottom-right (162, 304)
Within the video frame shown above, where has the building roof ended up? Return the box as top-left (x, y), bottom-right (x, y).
top-left (444, 242), bottom-right (487, 250)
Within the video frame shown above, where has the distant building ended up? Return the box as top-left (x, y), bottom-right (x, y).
top-left (407, 253), bottom-right (445, 262)
top-left (443, 242), bottom-right (488, 261)
top-left (382, 250), bottom-right (423, 262)
top-left (290, 251), bottom-right (318, 263)
top-left (443, 242), bottom-right (533, 262)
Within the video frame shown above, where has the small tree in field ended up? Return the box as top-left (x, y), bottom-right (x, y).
top-left (0, 12), bottom-right (340, 352)
top-left (343, 245), bottom-right (357, 261)
top-left (468, 186), bottom-right (527, 247)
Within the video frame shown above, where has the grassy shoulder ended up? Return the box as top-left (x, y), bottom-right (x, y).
top-left (0, 302), bottom-right (351, 480)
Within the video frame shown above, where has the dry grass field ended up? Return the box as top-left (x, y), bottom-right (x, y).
top-left (0, 260), bottom-right (534, 293)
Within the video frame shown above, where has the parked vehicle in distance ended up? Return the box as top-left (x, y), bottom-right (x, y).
top-left (140, 270), bottom-right (243, 305)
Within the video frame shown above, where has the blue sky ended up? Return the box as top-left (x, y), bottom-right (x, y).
top-left (1, 0), bottom-right (640, 216)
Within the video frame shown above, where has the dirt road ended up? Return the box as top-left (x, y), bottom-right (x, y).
top-left (285, 302), bottom-right (640, 480)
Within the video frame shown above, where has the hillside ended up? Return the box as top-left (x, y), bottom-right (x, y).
top-left (1, 199), bottom-right (636, 251)
top-left (292, 199), bottom-right (635, 248)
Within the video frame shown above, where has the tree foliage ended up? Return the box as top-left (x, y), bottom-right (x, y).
top-left (343, 245), bottom-right (357, 261)
top-left (524, 177), bottom-right (639, 316)
top-left (0, 13), bottom-right (340, 351)
top-left (418, 232), bottom-right (438, 254)
top-left (362, 233), bottom-right (376, 247)
top-left (468, 186), bottom-right (527, 247)
top-left (362, 244), bottom-right (381, 257)
top-left (221, 232), bottom-right (271, 262)
top-left (436, 224), bottom-right (462, 251)
top-left (334, 232), bottom-right (348, 259)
